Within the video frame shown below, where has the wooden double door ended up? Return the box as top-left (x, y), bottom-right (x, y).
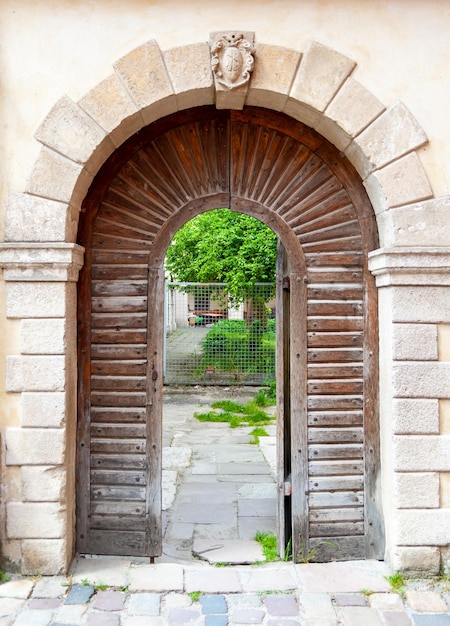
top-left (77, 107), bottom-right (383, 561)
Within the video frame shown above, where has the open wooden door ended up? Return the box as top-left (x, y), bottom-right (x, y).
top-left (276, 241), bottom-right (291, 556)
top-left (77, 106), bottom-right (383, 561)
top-left (276, 242), bottom-right (308, 560)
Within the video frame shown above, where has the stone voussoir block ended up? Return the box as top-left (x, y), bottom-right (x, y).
top-left (26, 147), bottom-right (93, 207)
top-left (78, 73), bottom-right (143, 147)
top-left (392, 398), bottom-right (440, 434)
top-left (364, 152), bottom-right (433, 213)
top-left (247, 43), bottom-right (301, 111)
top-left (20, 318), bottom-right (66, 355)
top-left (290, 40), bottom-right (356, 113)
top-left (5, 427), bottom-right (66, 465)
top-left (386, 195), bottom-right (450, 248)
top-left (114, 39), bottom-right (177, 125)
top-left (392, 323), bottom-right (438, 361)
top-left (321, 77), bottom-right (385, 140)
top-left (392, 361), bottom-right (450, 398)
top-left (164, 42), bottom-right (214, 111)
top-left (5, 192), bottom-right (69, 243)
top-left (346, 101), bottom-right (428, 179)
top-left (7, 502), bottom-right (67, 539)
top-left (394, 435), bottom-right (450, 472)
top-left (35, 95), bottom-right (114, 168)
top-left (394, 472), bottom-right (440, 509)
top-left (6, 355), bottom-right (66, 392)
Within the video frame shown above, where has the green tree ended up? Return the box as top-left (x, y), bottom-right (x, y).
top-left (165, 209), bottom-right (277, 304)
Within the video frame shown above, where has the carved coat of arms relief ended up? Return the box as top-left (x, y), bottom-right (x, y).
top-left (211, 32), bottom-right (255, 90)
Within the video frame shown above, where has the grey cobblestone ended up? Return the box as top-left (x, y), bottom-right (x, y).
top-left (1, 562), bottom-right (450, 626)
top-left (411, 615), bottom-right (450, 626)
top-left (92, 589), bottom-right (126, 611)
top-left (201, 594), bottom-right (228, 614)
top-left (64, 584), bottom-right (95, 605)
top-left (264, 593), bottom-right (298, 616)
top-left (382, 611), bottom-right (413, 626)
top-left (127, 592), bottom-right (161, 615)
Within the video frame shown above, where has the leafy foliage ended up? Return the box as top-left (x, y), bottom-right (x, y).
top-left (165, 209), bottom-right (277, 302)
top-left (199, 319), bottom-right (275, 377)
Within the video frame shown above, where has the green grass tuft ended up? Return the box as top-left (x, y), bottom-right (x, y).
top-left (188, 591), bottom-right (201, 602)
top-left (385, 572), bottom-right (405, 594)
top-left (249, 427), bottom-right (269, 444)
top-left (255, 531), bottom-right (278, 562)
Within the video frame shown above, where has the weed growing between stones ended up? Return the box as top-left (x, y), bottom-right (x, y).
top-left (194, 389), bottom-right (275, 428)
top-left (188, 591), bottom-right (201, 602)
top-left (386, 571), bottom-right (406, 596)
top-left (0, 570), bottom-right (10, 583)
top-left (254, 531), bottom-right (278, 562)
top-left (249, 427), bottom-right (269, 444)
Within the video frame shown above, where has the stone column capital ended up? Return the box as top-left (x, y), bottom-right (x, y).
top-left (368, 247), bottom-right (450, 287)
top-left (0, 243), bottom-right (85, 282)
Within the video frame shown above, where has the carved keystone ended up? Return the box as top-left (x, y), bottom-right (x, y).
top-left (210, 31), bottom-right (255, 110)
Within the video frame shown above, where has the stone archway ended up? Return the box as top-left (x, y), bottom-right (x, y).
top-left (0, 37), bottom-right (443, 575)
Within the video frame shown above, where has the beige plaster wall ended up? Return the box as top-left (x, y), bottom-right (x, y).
top-left (1, 0), bottom-right (450, 202)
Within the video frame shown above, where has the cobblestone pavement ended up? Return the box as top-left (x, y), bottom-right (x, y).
top-left (2, 389), bottom-right (450, 624)
top-left (1, 559), bottom-right (450, 625)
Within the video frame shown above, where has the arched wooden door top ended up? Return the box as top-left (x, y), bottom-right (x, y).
top-left (78, 107), bottom-right (378, 258)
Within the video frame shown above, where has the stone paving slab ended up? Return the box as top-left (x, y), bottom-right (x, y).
top-left (128, 563), bottom-right (184, 592)
top-left (296, 560), bottom-right (391, 593)
top-left (338, 606), bottom-right (385, 626)
top-left (217, 462), bottom-right (271, 475)
top-left (238, 515), bottom-right (277, 540)
top-left (406, 590), bottom-right (449, 613)
top-left (71, 557), bottom-right (130, 587)
top-left (193, 539), bottom-right (264, 564)
top-left (0, 579), bottom-right (34, 599)
top-left (171, 501), bottom-right (235, 524)
top-left (237, 483), bottom-right (277, 499)
top-left (184, 567), bottom-right (243, 593)
top-left (238, 565), bottom-right (298, 592)
top-left (238, 498), bottom-right (276, 517)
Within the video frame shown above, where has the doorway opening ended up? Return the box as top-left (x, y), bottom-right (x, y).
top-left (160, 208), bottom-right (279, 563)
top-left (76, 106), bottom-right (383, 564)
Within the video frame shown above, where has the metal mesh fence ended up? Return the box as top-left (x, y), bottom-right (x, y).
top-left (164, 282), bottom-right (276, 385)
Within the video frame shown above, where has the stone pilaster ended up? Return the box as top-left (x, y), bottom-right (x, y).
top-left (369, 248), bottom-right (450, 574)
top-left (0, 243), bottom-right (83, 574)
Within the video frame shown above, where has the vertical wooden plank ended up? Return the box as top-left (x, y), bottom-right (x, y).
top-left (363, 261), bottom-right (384, 559)
top-left (76, 244), bottom-right (92, 554)
top-left (145, 267), bottom-right (165, 557)
top-left (276, 242), bottom-right (288, 556)
top-left (290, 270), bottom-right (309, 561)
